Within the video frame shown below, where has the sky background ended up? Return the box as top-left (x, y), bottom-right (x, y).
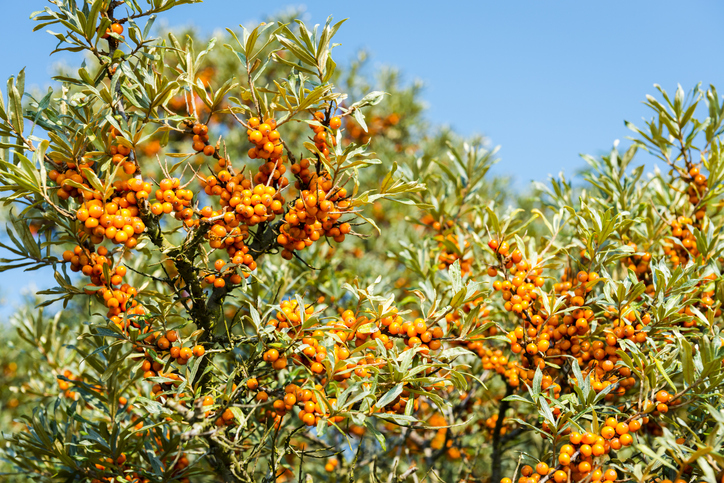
top-left (0, 0), bottom-right (723, 312)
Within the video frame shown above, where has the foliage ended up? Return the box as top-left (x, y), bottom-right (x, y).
top-left (1, 2), bottom-right (724, 483)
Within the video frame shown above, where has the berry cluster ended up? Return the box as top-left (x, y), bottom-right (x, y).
top-left (150, 177), bottom-right (195, 225)
top-left (139, 330), bottom-right (205, 399)
top-left (62, 245), bottom-right (144, 321)
top-left (437, 233), bottom-right (473, 273)
top-left (684, 165), bottom-right (708, 205)
top-left (246, 117), bottom-right (284, 161)
top-left (308, 112), bottom-right (341, 158)
top-left (109, 134), bottom-right (137, 175)
top-left (345, 112), bottom-right (399, 145)
top-left (664, 215), bottom-right (699, 267)
top-left (76, 179), bottom-right (149, 248)
top-left (277, 170), bottom-right (351, 260)
top-left (48, 158), bottom-right (95, 201)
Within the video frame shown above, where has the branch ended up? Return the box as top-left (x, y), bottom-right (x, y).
top-left (491, 383), bottom-right (514, 483)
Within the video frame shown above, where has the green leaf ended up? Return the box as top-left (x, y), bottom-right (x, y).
top-left (8, 76), bottom-right (23, 135)
top-left (680, 337), bottom-right (695, 387)
top-left (373, 413), bottom-right (417, 425)
top-left (85, 0), bottom-right (105, 40)
top-left (655, 358), bottom-right (677, 393)
top-left (228, 407), bottom-right (246, 427)
top-left (375, 383), bottom-right (403, 410)
top-left (364, 418), bottom-right (386, 450)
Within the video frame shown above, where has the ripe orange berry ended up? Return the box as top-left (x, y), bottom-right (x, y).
top-left (329, 116), bottom-right (341, 130)
top-left (192, 345), bottom-right (205, 357)
top-left (620, 433), bottom-right (633, 446)
top-left (582, 432), bottom-right (597, 445)
top-left (535, 462), bottom-right (549, 476)
top-left (249, 130), bottom-right (263, 143)
top-left (150, 203), bottom-right (164, 215)
top-left (560, 444), bottom-right (574, 456)
top-left (303, 412), bottom-right (316, 426)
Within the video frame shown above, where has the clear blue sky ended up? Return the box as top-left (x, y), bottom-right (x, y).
top-left (4, 1), bottom-right (724, 181)
top-left (0, 0), bottom-right (723, 310)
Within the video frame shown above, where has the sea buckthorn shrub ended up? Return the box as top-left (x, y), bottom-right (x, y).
top-left (1, 2), bottom-right (724, 483)
top-left (387, 84), bottom-right (724, 483)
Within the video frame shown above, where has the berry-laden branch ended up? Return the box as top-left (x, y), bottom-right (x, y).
top-left (491, 383), bottom-right (514, 483)
top-left (5, 3), bottom-right (724, 483)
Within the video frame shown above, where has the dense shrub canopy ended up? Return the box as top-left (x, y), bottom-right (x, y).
top-left (1, 2), bottom-right (724, 483)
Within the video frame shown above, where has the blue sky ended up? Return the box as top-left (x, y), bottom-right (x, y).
top-left (0, 0), bottom-right (723, 311)
top-left (4, 1), bottom-right (724, 181)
